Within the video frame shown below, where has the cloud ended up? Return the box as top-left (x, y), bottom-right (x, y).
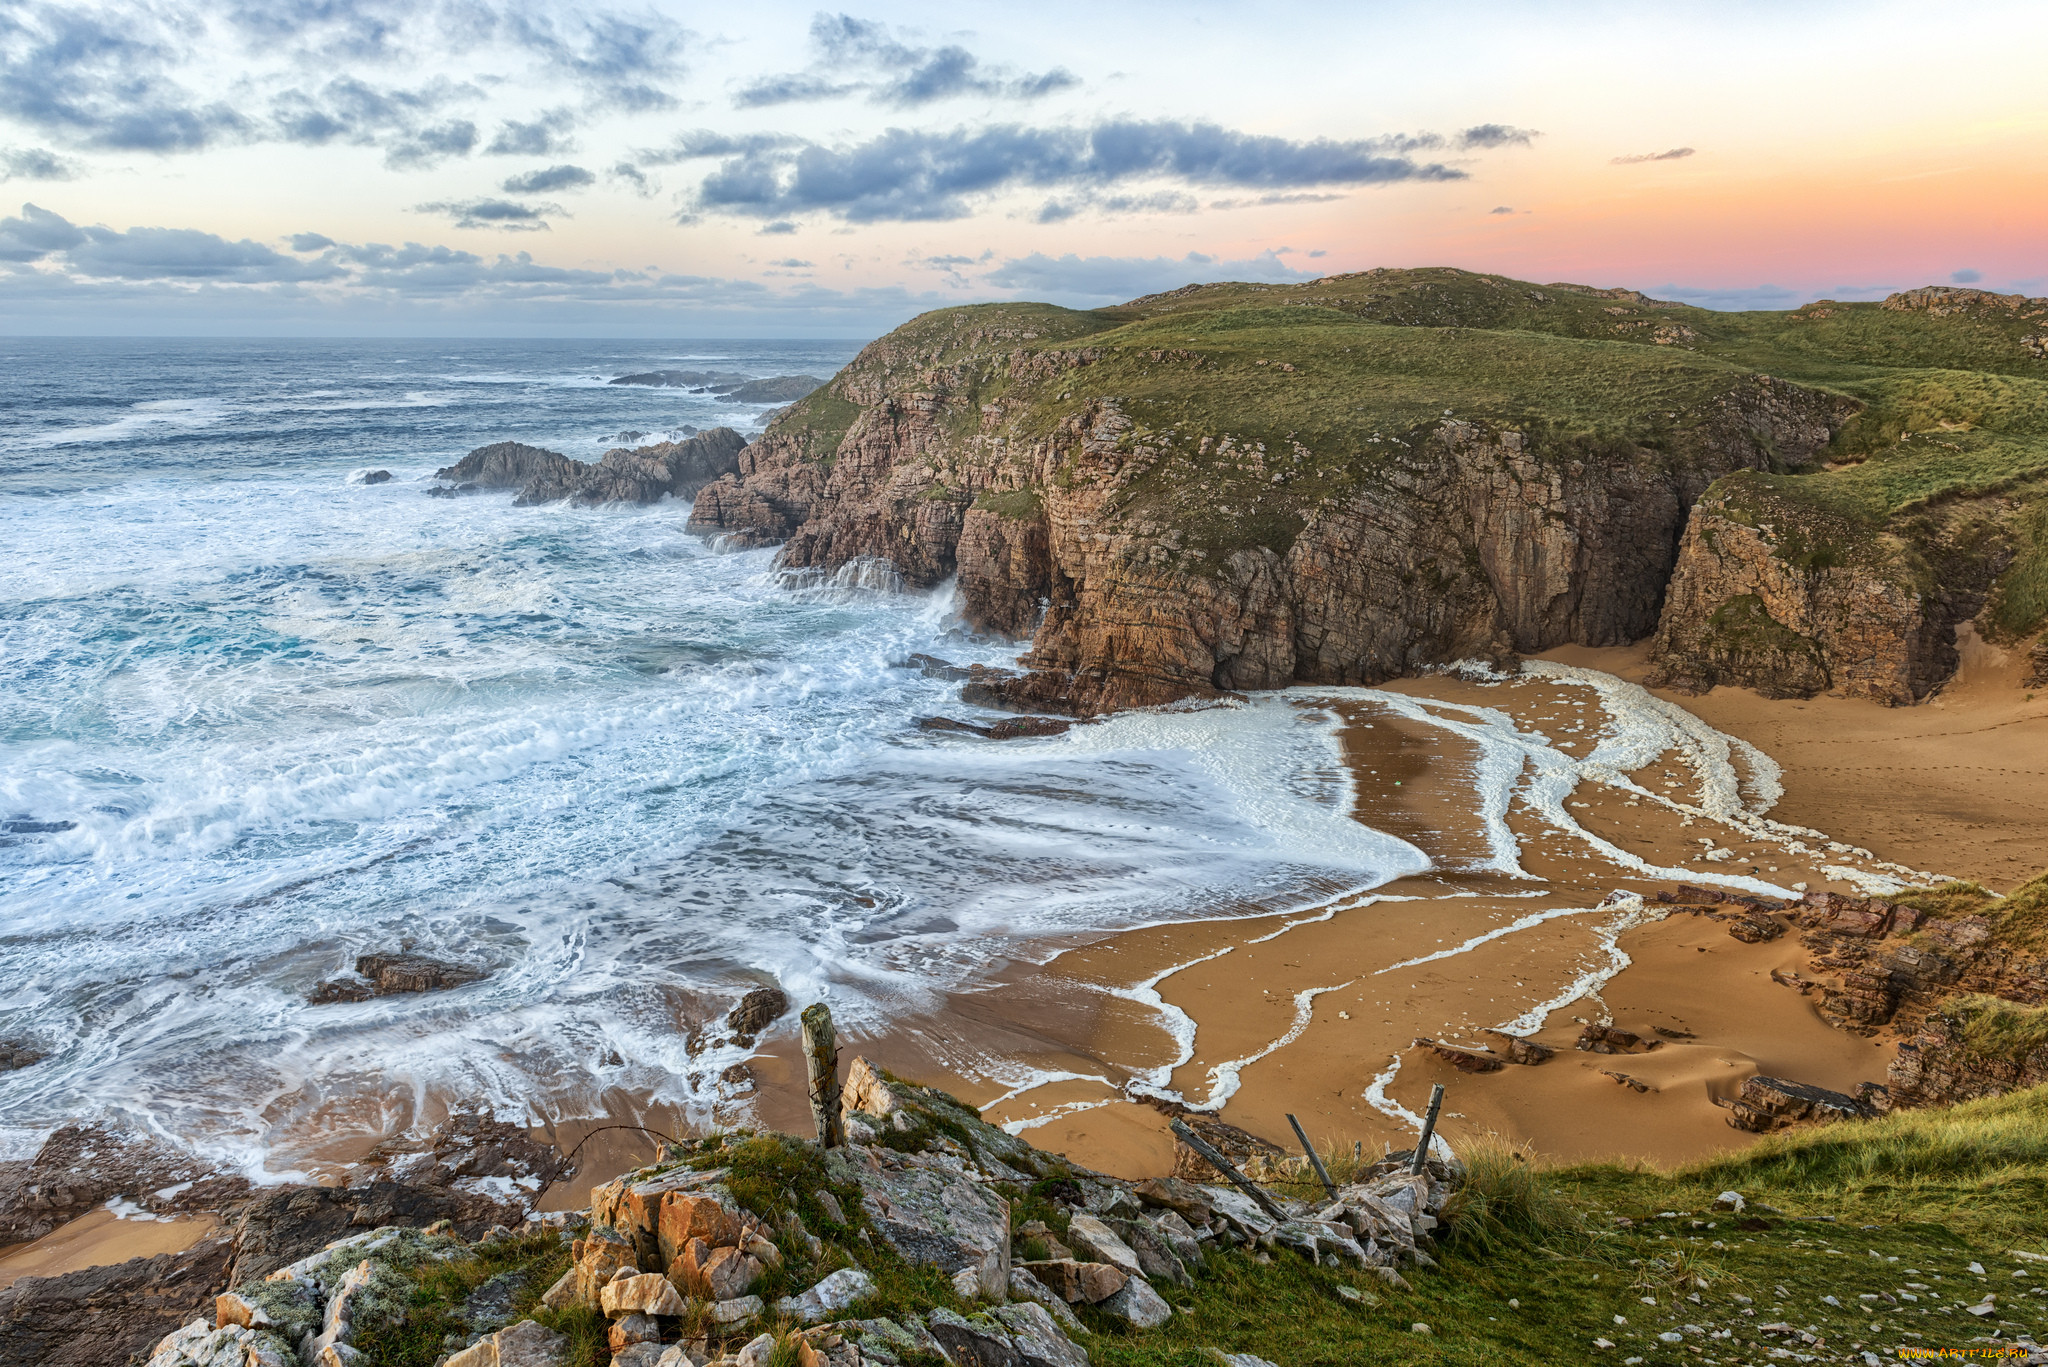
top-left (1951, 268), bottom-right (1982, 284)
top-left (1, 147), bottom-right (81, 181)
top-left (290, 231), bottom-right (336, 251)
top-left (769, 257), bottom-right (813, 268)
top-left (0, 202), bottom-right (341, 279)
top-left (1456, 124), bottom-right (1538, 149)
top-left (415, 197), bottom-right (562, 230)
top-left (736, 13), bottom-right (1078, 109)
top-left (759, 220), bottom-right (798, 234)
top-left (1489, 205), bottom-right (1515, 214)
top-left (683, 119), bottom-right (1468, 223)
top-left (608, 161), bottom-right (657, 196)
top-left (0, 0), bottom-right (686, 159)
top-left (485, 111), bottom-right (576, 156)
top-left (1207, 191), bottom-right (1345, 210)
top-left (501, 164), bottom-right (595, 194)
top-left (1612, 147), bottom-right (1695, 164)
top-left (982, 248), bottom-right (1317, 303)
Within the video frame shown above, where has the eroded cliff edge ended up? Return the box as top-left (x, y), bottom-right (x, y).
top-left (687, 270), bottom-right (2048, 712)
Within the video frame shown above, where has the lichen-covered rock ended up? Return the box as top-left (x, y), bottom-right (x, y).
top-left (1097, 1275), bottom-right (1174, 1329)
top-left (837, 1147), bottom-right (1011, 1298)
top-left (143, 1319), bottom-right (296, 1367)
top-left (1018, 1259), bottom-right (1125, 1304)
top-left (443, 1318), bottom-right (570, 1367)
top-left (926, 1303), bottom-right (1091, 1367)
top-left (775, 1268), bottom-right (878, 1323)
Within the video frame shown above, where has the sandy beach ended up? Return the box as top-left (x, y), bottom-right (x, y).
top-left (783, 641), bottom-right (2048, 1179)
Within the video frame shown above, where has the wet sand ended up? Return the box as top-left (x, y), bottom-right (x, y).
top-left (0, 1208), bottom-right (218, 1292)
top-left (778, 643), bottom-right (2047, 1179)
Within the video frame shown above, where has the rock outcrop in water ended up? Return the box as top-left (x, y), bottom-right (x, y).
top-left (432, 430), bottom-right (749, 508)
top-left (515, 428), bottom-right (748, 507)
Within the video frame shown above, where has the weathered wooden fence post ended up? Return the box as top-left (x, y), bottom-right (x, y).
top-left (1285, 1112), bottom-right (1338, 1202)
top-left (801, 1002), bottom-right (843, 1149)
top-left (1168, 1119), bottom-right (1287, 1222)
top-left (1411, 1083), bottom-right (1446, 1175)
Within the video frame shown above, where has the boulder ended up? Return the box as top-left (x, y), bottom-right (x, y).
top-left (1060, 1214), bottom-right (1143, 1280)
top-left (308, 952), bottom-right (486, 1004)
top-left (1006, 1267), bottom-right (1085, 1334)
top-left (926, 1303), bottom-right (1090, 1367)
top-left (359, 470), bottom-right (392, 485)
top-left (1103, 1216), bottom-right (1193, 1287)
top-left (601, 1272), bottom-right (687, 1318)
top-left (1098, 1275), bottom-right (1173, 1328)
top-left (1017, 1259), bottom-right (1125, 1304)
top-left (1722, 1075), bottom-right (1879, 1132)
top-left (609, 1313), bottom-right (660, 1350)
top-left (775, 1268), bottom-right (878, 1323)
top-left (568, 1230), bottom-right (639, 1308)
top-left (726, 987), bottom-right (789, 1043)
top-left (141, 1320), bottom-right (296, 1367)
top-left (711, 1294), bottom-right (763, 1325)
top-left (841, 1147), bottom-right (1010, 1298)
top-left (442, 1318), bottom-right (570, 1367)
top-left (1483, 1031), bottom-right (1555, 1065)
top-left (1413, 1038), bottom-right (1505, 1072)
top-left (587, 1165), bottom-right (730, 1269)
top-left (1575, 1024), bottom-right (1658, 1055)
top-left (1131, 1177), bottom-right (1213, 1226)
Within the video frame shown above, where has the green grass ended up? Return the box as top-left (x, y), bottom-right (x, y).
top-left (1083, 1088), bottom-right (2048, 1365)
top-left (764, 263), bottom-right (2048, 635)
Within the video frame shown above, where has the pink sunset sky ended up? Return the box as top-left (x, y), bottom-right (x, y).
top-left (2, 0), bottom-right (2041, 333)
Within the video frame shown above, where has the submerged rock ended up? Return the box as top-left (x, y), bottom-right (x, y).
top-left (307, 952), bottom-right (487, 1004)
top-left (725, 986), bottom-right (789, 1044)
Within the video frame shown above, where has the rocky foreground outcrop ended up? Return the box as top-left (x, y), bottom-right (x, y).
top-left (432, 430), bottom-right (748, 508)
top-left (101, 1057), bottom-right (1450, 1367)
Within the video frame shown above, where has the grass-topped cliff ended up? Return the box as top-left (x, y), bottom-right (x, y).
top-left (688, 268), bottom-right (2048, 712)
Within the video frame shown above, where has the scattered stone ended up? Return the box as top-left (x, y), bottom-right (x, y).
top-left (1576, 1025), bottom-right (1659, 1055)
top-left (1414, 1037), bottom-right (1505, 1072)
top-left (1007, 1267), bottom-right (1086, 1333)
top-left (1602, 1070), bottom-right (1654, 1093)
top-left (1483, 1030), bottom-right (1555, 1065)
top-left (1020, 1259), bottom-right (1126, 1304)
top-left (1098, 1275), bottom-right (1173, 1328)
top-left (775, 1268), bottom-right (877, 1323)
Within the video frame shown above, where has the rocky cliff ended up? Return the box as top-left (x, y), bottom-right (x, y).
top-left (436, 429), bottom-right (748, 507)
top-left (691, 269), bottom-right (2048, 712)
top-left (687, 273), bottom-right (1855, 713)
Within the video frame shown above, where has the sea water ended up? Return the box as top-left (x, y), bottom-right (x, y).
top-left (0, 338), bottom-right (1423, 1175)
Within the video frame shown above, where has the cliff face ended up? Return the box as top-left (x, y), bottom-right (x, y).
top-left (1647, 484), bottom-right (2017, 704)
top-left (687, 284), bottom-right (1849, 713)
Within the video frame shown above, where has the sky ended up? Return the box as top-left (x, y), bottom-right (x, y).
top-left (1, 0), bottom-right (2043, 336)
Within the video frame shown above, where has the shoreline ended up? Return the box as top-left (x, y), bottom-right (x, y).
top-left (8, 646), bottom-right (2043, 1281)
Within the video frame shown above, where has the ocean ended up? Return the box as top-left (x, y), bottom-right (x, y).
top-left (0, 338), bottom-right (1422, 1177)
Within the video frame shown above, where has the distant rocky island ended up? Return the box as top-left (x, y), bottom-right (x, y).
top-left (611, 371), bottom-right (825, 403)
top-left (426, 429), bottom-right (747, 506)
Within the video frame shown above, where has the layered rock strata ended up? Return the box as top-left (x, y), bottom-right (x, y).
top-left (688, 332), bottom-right (1846, 713)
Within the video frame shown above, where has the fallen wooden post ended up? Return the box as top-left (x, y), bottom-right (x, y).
top-left (1285, 1112), bottom-right (1338, 1202)
top-left (1411, 1083), bottom-right (1446, 1175)
top-left (801, 1003), bottom-right (844, 1149)
top-left (1169, 1119), bottom-right (1287, 1222)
